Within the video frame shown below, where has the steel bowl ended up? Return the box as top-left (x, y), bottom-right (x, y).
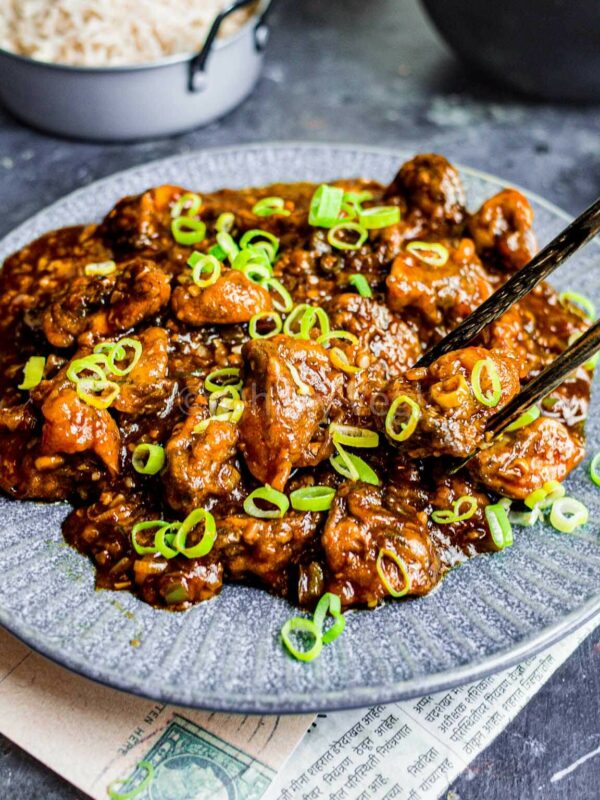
top-left (0, 0), bottom-right (273, 141)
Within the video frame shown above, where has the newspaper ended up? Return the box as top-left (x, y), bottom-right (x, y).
top-left (0, 617), bottom-right (597, 800)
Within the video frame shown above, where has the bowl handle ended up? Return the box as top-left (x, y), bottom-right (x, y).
top-left (188, 0), bottom-right (272, 92)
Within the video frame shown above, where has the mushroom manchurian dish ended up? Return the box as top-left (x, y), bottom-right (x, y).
top-left (0, 154), bottom-right (594, 654)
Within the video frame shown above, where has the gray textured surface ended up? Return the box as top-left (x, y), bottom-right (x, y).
top-left (0, 0), bottom-right (598, 797)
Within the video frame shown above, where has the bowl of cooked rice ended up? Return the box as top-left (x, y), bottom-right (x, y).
top-left (0, 0), bottom-right (273, 140)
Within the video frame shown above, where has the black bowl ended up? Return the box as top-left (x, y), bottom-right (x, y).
top-left (421, 0), bottom-right (600, 102)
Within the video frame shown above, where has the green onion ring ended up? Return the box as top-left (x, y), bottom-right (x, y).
top-left (290, 486), bottom-right (336, 512)
top-left (406, 241), bottom-right (449, 267)
top-left (84, 260), bottom-right (116, 277)
top-left (187, 252), bottom-right (222, 288)
top-left (265, 278), bottom-right (294, 313)
top-left (252, 196), bottom-right (290, 217)
top-left (309, 184), bottom-right (344, 228)
top-left (376, 548), bottom-right (411, 598)
top-left (107, 761), bottom-right (155, 800)
top-left (154, 522), bottom-right (180, 559)
top-left (249, 310), bottom-right (283, 339)
top-left (208, 243), bottom-right (227, 261)
top-left (327, 222), bottom-right (368, 251)
top-left (132, 444), bottom-right (165, 476)
top-left (18, 356), bottom-right (45, 390)
top-left (76, 378), bottom-right (120, 410)
top-left (208, 386), bottom-right (241, 417)
top-left (244, 484), bottom-right (290, 519)
top-left (171, 192), bottom-right (202, 219)
top-left (171, 216), bottom-right (206, 246)
top-left (485, 503), bottom-right (513, 550)
top-left (329, 423), bottom-right (379, 449)
top-left (559, 291), bottom-right (596, 321)
top-left (590, 452), bottom-right (600, 487)
top-left (313, 592), bottom-right (345, 644)
top-left (329, 347), bottom-right (361, 374)
top-left (216, 211), bottom-right (235, 232)
top-left (216, 231), bottom-right (240, 263)
top-left (524, 480), bottom-right (565, 510)
top-left (97, 338), bottom-right (143, 377)
top-left (66, 353), bottom-right (108, 385)
top-left (508, 507), bottom-right (541, 527)
top-left (342, 190), bottom-right (374, 213)
top-left (282, 303), bottom-right (310, 337)
top-left (385, 395), bottom-right (421, 442)
top-left (348, 274), bottom-right (373, 298)
top-left (358, 205), bottom-right (400, 229)
top-left (549, 497), bottom-right (589, 533)
top-left (431, 495), bottom-right (478, 525)
top-left (329, 442), bottom-right (380, 485)
top-left (131, 521), bottom-right (165, 555)
top-left (174, 508), bottom-right (217, 558)
top-left (506, 405), bottom-right (541, 432)
top-left (204, 368), bottom-right (242, 393)
top-left (471, 358), bottom-right (502, 408)
top-left (239, 229), bottom-right (280, 259)
top-left (299, 306), bottom-right (330, 340)
top-left (281, 617), bottom-right (323, 662)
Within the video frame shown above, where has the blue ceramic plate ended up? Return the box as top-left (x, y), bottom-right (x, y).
top-left (0, 144), bottom-right (599, 713)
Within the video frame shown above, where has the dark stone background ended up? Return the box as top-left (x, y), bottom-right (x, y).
top-left (0, 1), bottom-right (598, 797)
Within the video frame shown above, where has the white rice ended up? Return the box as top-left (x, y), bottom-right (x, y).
top-left (0, 0), bottom-right (256, 66)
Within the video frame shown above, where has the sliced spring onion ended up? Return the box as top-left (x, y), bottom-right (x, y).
top-left (327, 222), bottom-right (368, 251)
top-left (509, 507), bottom-right (541, 527)
top-left (216, 231), bottom-right (240, 263)
top-left (313, 592), bottom-right (345, 644)
top-left (590, 452), bottom-right (600, 487)
top-left (171, 216), bottom-right (206, 246)
top-left (171, 192), bottom-right (202, 219)
top-left (329, 423), bottom-right (379, 449)
top-left (431, 495), bottom-right (478, 525)
top-left (290, 486), bottom-right (336, 512)
top-left (244, 484), bottom-right (290, 519)
top-left (283, 303), bottom-right (311, 337)
top-left (187, 252), bottom-right (221, 288)
top-left (131, 521), bottom-right (165, 555)
top-left (66, 353), bottom-right (108, 385)
top-left (406, 241), bottom-right (449, 267)
top-left (471, 358), bottom-right (502, 408)
top-left (309, 184), bottom-right (344, 228)
top-left (97, 338), bottom-right (143, 377)
top-left (239, 229), bottom-right (279, 260)
top-left (174, 508), bottom-right (217, 558)
top-left (329, 347), bottom-right (360, 374)
top-left (376, 548), bottom-right (411, 598)
top-left (265, 278), bottom-right (294, 313)
top-left (385, 395), bottom-right (421, 442)
top-left (252, 196), bottom-right (290, 217)
top-left (300, 306), bottom-right (330, 340)
top-left (107, 761), bottom-right (155, 800)
top-left (549, 497), bottom-right (589, 533)
top-left (232, 247), bottom-right (273, 281)
top-left (216, 211), bottom-right (235, 232)
top-left (506, 405), bottom-right (541, 432)
top-left (359, 205), bottom-right (400, 229)
top-left (559, 291), bottom-right (595, 321)
top-left (204, 367), bottom-right (242, 393)
top-left (208, 386), bottom-right (241, 417)
top-left (343, 190), bottom-right (374, 209)
top-left (193, 398), bottom-right (244, 432)
top-left (330, 442), bottom-right (380, 485)
top-left (249, 310), bottom-right (283, 339)
top-left (76, 378), bottom-right (120, 410)
top-left (154, 522), bottom-right (180, 559)
top-left (485, 503), bottom-right (513, 550)
top-left (525, 480), bottom-right (565, 510)
top-left (18, 356), bottom-right (45, 390)
top-left (209, 243), bottom-right (227, 261)
top-left (132, 443), bottom-right (165, 475)
top-left (348, 273), bottom-right (373, 298)
top-left (281, 616), bottom-right (323, 662)
top-left (288, 363), bottom-right (311, 396)
top-left (316, 330), bottom-right (359, 348)
top-left (84, 260), bottom-right (116, 277)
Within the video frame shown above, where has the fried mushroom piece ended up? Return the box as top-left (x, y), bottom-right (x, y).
top-left (470, 416), bottom-right (585, 499)
top-left (384, 347), bottom-right (520, 459)
top-left (40, 382), bottom-right (121, 473)
top-left (322, 482), bottom-right (440, 607)
top-left (384, 153), bottom-right (467, 231)
top-left (326, 293), bottom-right (421, 379)
top-left (216, 511), bottom-right (321, 596)
top-left (386, 238), bottom-right (493, 339)
top-left (238, 334), bottom-right (342, 490)
top-left (172, 268), bottom-right (272, 326)
top-left (468, 189), bottom-right (537, 272)
top-left (163, 402), bottom-right (243, 515)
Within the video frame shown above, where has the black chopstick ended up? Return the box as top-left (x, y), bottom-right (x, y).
top-left (416, 195), bottom-right (600, 368)
top-left (450, 319), bottom-right (600, 472)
